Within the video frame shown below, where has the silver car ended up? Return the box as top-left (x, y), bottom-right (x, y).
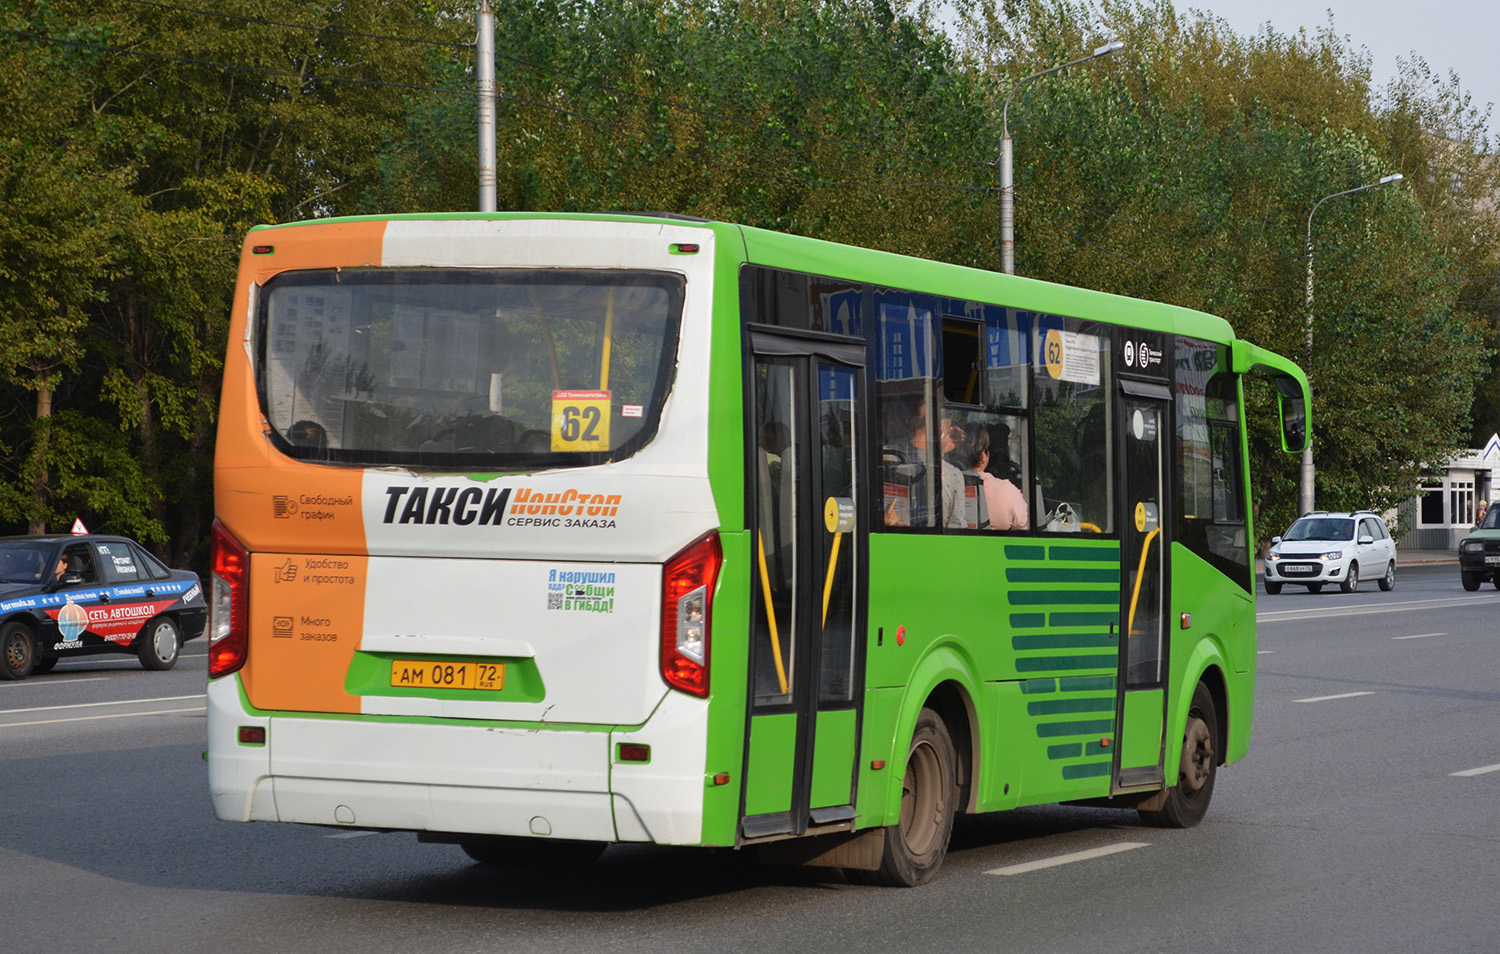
top-left (1263, 511), bottom-right (1397, 595)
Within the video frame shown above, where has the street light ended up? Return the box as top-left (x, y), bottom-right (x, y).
top-left (1298, 172), bottom-right (1404, 514)
top-left (997, 40), bottom-right (1124, 275)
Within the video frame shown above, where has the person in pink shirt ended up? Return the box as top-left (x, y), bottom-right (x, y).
top-left (966, 427), bottom-right (1028, 531)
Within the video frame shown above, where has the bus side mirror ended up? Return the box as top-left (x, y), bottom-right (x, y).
top-left (1276, 387), bottom-right (1307, 454)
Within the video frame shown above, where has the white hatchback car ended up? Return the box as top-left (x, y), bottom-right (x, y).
top-left (1263, 511), bottom-right (1397, 595)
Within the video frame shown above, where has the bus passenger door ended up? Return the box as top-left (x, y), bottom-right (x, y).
top-left (741, 332), bottom-right (867, 841)
top-left (1115, 380), bottom-right (1170, 791)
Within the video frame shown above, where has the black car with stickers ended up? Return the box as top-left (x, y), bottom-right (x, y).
top-left (0, 534), bottom-right (207, 680)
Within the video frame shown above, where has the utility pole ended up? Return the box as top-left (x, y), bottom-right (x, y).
top-left (997, 41), bottom-right (1122, 275)
top-left (477, 2), bottom-right (497, 213)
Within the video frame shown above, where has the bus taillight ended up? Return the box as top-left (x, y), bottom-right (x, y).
top-left (209, 519), bottom-right (250, 679)
top-left (661, 531), bottom-right (722, 698)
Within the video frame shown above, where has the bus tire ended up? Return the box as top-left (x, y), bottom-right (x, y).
top-left (867, 707), bottom-right (957, 887)
top-left (1, 622), bottom-right (37, 681)
top-left (137, 616), bottom-right (181, 671)
top-left (460, 836), bottom-right (606, 868)
top-left (1139, 682), bottom-right (1217, 829)
top-left (1263, 581), bottom-right (1282, 595)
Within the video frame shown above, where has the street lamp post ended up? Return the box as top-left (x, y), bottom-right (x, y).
top-left (1299, 172), bottom-right (1404, 514)
top-left (998, 40), bottom-right (1123, 275)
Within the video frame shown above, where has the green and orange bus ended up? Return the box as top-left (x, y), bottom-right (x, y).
top-left (207, 212), bottom-right (1309, 885)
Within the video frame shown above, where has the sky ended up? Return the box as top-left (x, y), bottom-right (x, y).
top-left (1179, 0), bottom-right (1499, 136)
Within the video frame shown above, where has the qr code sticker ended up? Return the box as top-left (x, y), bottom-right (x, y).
top-left (547, 592), bottom-right (564, 611)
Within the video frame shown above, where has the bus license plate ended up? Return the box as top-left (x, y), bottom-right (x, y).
top-left (390, 659), bottom-right (504, 691)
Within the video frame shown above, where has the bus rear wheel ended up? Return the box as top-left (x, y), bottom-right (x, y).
top-left (1140, 682), bottom-right (1218, 829)
top-left (866, 708), bottom-right (957, 887)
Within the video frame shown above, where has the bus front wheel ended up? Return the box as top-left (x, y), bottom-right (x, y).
top-left (866, 708), bottom-right (957, 887)
top-left (1139, 683), bottom-right (1218, 829)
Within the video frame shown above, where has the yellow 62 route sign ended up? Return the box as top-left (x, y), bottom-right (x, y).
top-left (551, 390), bottom-right (611, 452)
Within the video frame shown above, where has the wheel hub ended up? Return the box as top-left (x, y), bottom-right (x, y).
top-left (1179, 716), bottom-right (1213, 793)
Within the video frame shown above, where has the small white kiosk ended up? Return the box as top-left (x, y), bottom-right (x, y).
top-left (1397, 433), bottom-right (1499, 549)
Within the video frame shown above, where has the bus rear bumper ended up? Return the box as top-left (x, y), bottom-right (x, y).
top-left (206, 676), bottom-right (707, 845)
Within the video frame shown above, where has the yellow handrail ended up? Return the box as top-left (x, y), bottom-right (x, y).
top-left (821, 531), bottom-right (843, 626)
top-left (1125, 527), bottom-right (1161, 638)
top-left (756, 530), bottom-right (790, 695)
top-left (598, 288), bottom-right (615, 390)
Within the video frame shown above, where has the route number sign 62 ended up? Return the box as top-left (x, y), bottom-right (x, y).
top-left (551, 390), bottom-right (611, 452)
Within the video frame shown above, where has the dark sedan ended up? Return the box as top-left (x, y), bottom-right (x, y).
top-left (0, 534), bottom-right (207, 680)
top-left (1459, 506), bottom-right (1500, 591)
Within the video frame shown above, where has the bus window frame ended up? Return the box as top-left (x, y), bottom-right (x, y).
top-left (253, 267), bottom-right (686, 471)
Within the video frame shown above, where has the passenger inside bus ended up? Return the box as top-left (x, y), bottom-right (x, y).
top-left (964, 425), bottom-right (1029, 531)
top-left (883, 400), bottom-right (965, 529)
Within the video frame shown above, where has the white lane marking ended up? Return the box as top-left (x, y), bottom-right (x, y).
top-left (1295, 692), bottom-right (1375, 703)
top-left (1451, 764), bottom-right (1500, 778)
top-left (1258, 650), bottom-right (1274, 655)
top-left (0, 677), bottom-right (110, 687)
top-left (0, 705), bottom-right (205, 728)
top-left (985, 842), bottom-right (1149, 876)
top-left (1, 693), bottom-right (205, 716)
top-left (1393, 632), bottom-right (1446, 640)
top-left (1259, 596), bottom-right (1481, 624)
top-left (328, 831), bottom-right (380, 839)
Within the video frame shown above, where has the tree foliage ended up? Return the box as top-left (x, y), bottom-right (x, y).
top-left (1, 0), bottom-right (1496, 563)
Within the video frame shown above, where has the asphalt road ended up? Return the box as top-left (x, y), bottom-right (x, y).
top-left (2, 562), bottom-right (1497, 954)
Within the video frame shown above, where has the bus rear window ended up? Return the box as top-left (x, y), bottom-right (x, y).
top-left (258, 269), bottom-right (683, 469)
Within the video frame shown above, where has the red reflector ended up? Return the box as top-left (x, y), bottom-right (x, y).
top-left (251, 245), bottom-right (274, 255)
top-left (672, 243), bottom-right (700, 254)
top-left (618, 744), bottom-right (651, 763)
top-left (1100, 738), bottom-right (1112, 748)
top-left (239, 726), bottom-right (266, 745)
top-left (713, 773), bottom-right (731, 786)
top-left (871, 760), bottom-right (887, 770)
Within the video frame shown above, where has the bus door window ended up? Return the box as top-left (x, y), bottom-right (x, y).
top-left (1122, 397), bottom-right (1166, 685)
top-left (816, 363), bottom-right (858, 703)
top-left (1032, 318), bottom-right (1113, 534)
top-left (753, 360), bottom-right (797, 707)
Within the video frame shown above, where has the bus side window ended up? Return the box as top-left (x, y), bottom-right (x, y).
top-left (879, 396), bottom-right (936, 529)
top-left (1032, 321), bottom-right (1113, 533)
